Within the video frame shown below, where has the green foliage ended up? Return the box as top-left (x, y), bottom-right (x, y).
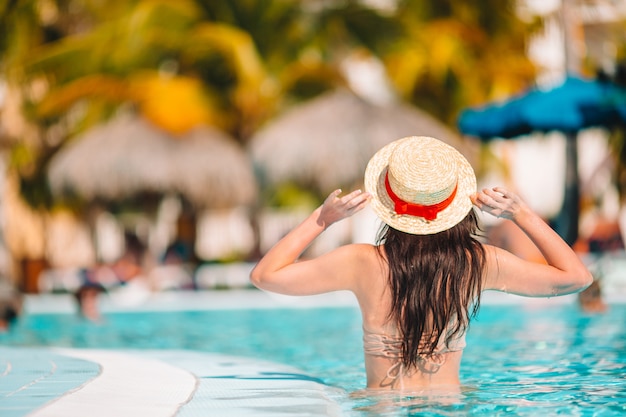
top-left (9, 143), bottom-right (54, 209)
top-left (388, 0), bottom-right (538, 125)
top-left (264, 182), bottom-right (321, 209)
top-left (0, 1), bottom-right (41, 79)
top-left (313, 2), bottom-right (405, 57)
top-left (18, 172), bottom-right (53, 209)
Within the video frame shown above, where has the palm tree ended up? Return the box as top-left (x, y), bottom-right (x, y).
top-left (197, 1), bottom-right (404, 126)
top-left (26, 1), bottom-right (267, 137)
top-left (22, 1), bottom-right (401, 148)
top-left (385, 0), bottom-right (538, 126)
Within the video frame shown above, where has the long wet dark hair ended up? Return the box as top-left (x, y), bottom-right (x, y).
top-left (375, 209), bottom-right (486, 369)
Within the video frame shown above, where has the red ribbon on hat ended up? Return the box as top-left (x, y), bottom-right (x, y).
top-left (384, 173), bottom-right (457, 221)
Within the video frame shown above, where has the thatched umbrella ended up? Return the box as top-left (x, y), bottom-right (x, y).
top-left (48, 114), bottom-right (258, 208)
top-left (249, 89), bottom-right (475, 195)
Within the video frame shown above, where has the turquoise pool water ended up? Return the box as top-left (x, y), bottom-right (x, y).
top-left (2, 299), bottom-right (625, 416)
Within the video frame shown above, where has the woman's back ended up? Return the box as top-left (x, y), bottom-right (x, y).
top-left (351, 237), bottom-right (477, 389)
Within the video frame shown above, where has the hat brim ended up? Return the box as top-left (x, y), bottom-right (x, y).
top-left (364, 136), bottom-right (476, 235)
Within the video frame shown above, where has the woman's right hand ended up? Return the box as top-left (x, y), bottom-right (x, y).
top-left (471, 187), bottom-right (527, 221)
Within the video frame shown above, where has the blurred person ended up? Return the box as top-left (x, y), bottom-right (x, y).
top-left (572, 197), bottom-right (621, 314)
top-left (73, 280), bottom-right (105, 321)
top-left (251, 136), bottom-right (592, 391)
top-left (108, 231), bottom-right (147, 284)
top-left (0, 280), bottom-right (23, 331)
top-left (575, 209), bottom-right (624, 255)
top-left (74, 231), bottom-right (147, 320)
top-left (577, 279), bottom-right (607, 313)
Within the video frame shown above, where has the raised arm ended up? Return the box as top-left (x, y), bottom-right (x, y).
top-left (472, 187), bottom-right (592, 297)
top-left (250, 189), bottom-right (371, 295)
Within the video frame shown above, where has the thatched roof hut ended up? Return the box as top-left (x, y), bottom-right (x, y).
top-left (48, 114), bottom-right (258, 209)
top-left (249, 89), bottom-right (475, 195)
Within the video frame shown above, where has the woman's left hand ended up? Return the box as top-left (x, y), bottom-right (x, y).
top-left (317, 189), bottom-right (371, 228)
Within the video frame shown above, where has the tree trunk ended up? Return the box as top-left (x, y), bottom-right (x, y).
top-left (553, 132), bottom-right (580, 246)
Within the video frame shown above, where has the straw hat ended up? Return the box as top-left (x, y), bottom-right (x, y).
top-left (364, 136), bottom-right (476, 235)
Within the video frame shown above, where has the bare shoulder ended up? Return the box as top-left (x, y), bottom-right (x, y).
top-left (339, 243), bottom-right (382, 263)
top-left (339, 243), bottom-right (387, 285)
top-left (326, 243), bottom-right (383, 273)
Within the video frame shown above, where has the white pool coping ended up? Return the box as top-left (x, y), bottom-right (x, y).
top-left (2, 347), bottom-right (343, 417)
top-left (30, 349), bottom-right (196, 417)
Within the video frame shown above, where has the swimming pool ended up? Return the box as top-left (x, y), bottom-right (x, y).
top-left (3, 291), bottom-right (626, 416)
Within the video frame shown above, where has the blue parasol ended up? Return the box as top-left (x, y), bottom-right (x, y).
top-left (459, 76), bottom-right (626, 139)
top-left (458, 75), bottom-right (626, 246)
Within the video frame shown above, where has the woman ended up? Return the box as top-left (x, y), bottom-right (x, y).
top-left (250, 136), bottom-right (592, 390)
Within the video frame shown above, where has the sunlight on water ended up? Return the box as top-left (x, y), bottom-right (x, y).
top-left (2, 303), bottom-right (625, 416)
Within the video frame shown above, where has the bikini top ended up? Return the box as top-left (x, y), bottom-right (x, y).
top-left (362, 325), bottom-right (466, 387)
